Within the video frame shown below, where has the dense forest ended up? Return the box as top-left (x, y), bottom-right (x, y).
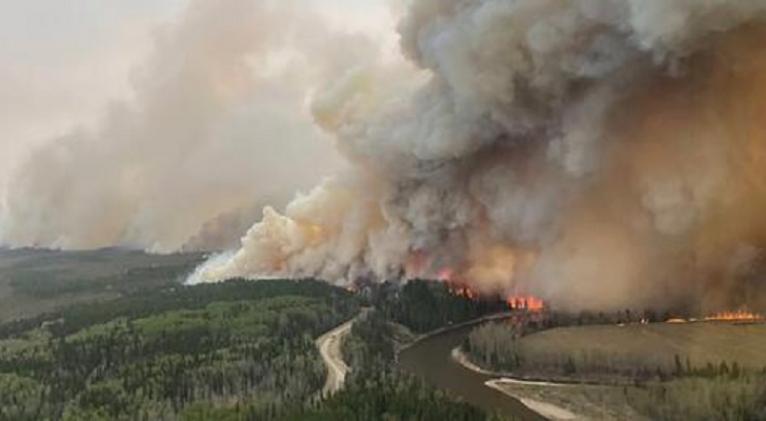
top-left (299, 280), bottom-right (511, 420)
top-left (179, 310), bottom-right (499, 421)
top-left (0, 279), bottom-right (358, 420)
top-left (369, 279), bottom-right (509, 333)
top-left (0, 273), bottom-right (509, 420)
top-left (295, 309), bottom-right (501, 420)
top-left (173, 280), bottom-right (509, 420)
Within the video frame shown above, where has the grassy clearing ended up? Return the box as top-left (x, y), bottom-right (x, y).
top-left (625, 375), bottom-right (766, 420)
top-left (467, 321), bottom-right (766, 420)
top-left (515, 321), bottom-right (766, 378)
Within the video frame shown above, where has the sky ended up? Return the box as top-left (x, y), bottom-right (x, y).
top-left (0, 0), bottom-right (405, 251)
top-left (0, 1), bottom-right (185, 181)
top-left (0, 0), bottom-right (397, 188)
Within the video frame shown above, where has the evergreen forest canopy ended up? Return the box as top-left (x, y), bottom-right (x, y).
top-left (0, 279), bottom-right (360, 420)
top-left (0, 251), bottom-right (503, 421)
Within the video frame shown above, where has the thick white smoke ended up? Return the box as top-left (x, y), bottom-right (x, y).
top-left (194, 0), bottom-right (766, 312)
top-left (0, 0), bottom-right (393, 252)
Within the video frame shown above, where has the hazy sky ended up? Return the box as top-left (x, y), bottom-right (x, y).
top-left (0, 0), bottom-right (396, 186)
top-left (0, 0), bottom-right (406, 251)
top-left (0, 1), bottom-right (183, 180)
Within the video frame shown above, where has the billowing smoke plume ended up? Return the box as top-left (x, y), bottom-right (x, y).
top-left (193, 0), bottom-right (766, 313)
top-left (0, 0), bottom-right (389, 252)
top-left (4, 0), bottom-right (766, 312)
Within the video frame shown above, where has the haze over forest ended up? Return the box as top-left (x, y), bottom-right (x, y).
top-left (4, 1), bottom-right (766, 315)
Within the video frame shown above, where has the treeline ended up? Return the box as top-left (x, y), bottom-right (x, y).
top-left (0, 279), bottom-right (359, 420)
top-left (465, 321), bottom-right (766, 420)
top-left (0, 276), bottom-right (524, 420)
top-left (1, 278), bottom-right (505, 342)
top-left (465, 321), bottom-right (766, 380)
top-left (369, 280), bottom-right (509, 333)
top-left (626, 375), bottom-right (766, 420)
top-left (0, 279), bottom-right (355, 339)
top-left (465, 322), bottom-right (522, 372)
top-left (546, 308), bottom-right (674, 327)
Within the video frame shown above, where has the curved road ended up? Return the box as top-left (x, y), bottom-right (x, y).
top-left (316, 312), bottom-right (364, 396)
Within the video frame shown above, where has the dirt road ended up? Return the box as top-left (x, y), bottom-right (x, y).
top-left (316, 314), bottom-right (360, 396)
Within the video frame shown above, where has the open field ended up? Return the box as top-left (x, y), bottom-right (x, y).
top-left (516, 321), bottom-right (766, 378)
top-left (465, 320), bottom-right (766, 420)
top-left (0, 248), bottom-right (204, 323)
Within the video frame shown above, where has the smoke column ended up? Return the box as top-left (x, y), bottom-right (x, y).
top-left (191, 0), bottom-right (766, 313)
top-left (4, 0), bottom-right (766, 312)
top-left (0, 0), bottom-right (391, 252)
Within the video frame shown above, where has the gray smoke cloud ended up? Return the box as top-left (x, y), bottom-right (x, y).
top-left (0, 0), bottom-right (389, 252)
top-left (193, 0), bottom-right (766, 313)
top-left (4, 0), bottom-right (766, 312)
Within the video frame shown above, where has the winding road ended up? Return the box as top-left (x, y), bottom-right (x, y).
top-left (316, 312), bottom-right (364, 396)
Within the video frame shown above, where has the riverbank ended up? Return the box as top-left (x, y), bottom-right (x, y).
top-left (397, 313), bottom-right (569, 420)
top-left (452, 347), bottom-right (646, 420)
top-left (397, 312), bottom-right (513, 353)
top-left (400, 313), bottom-right (634, 419)
top-left (485, 380), bottom-right (577, 421)
top-left (397, 316), bottom-right (545, 420)
top-left (452, 347), bottom-right (580, 420)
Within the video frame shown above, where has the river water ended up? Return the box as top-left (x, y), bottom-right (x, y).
top-left (399, 322), bottom-right (545, 421)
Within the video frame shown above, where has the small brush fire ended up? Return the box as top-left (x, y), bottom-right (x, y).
top-left (666, 308), bottom-right (764, 324)
top-left (704, 310), bottom-right (764, 322)
top-left (442, 279), bottom-right (545, 312)
top-left (506, 295), bottom-right (545, 312)
top-left (435, 264), bottom-right (545, 312)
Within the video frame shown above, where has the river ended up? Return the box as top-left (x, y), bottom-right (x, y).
top-left (399, 322), bottom-right (545, 421)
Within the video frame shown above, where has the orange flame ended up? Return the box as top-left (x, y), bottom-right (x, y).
top-left (506, 295), bottom-right (545, 312)
top-left (665, 309), bottom-right (764, 324)
top-left (435, 264), bottom-right (545, 311)
top-left (704, 309), bottom-right (764, 322)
